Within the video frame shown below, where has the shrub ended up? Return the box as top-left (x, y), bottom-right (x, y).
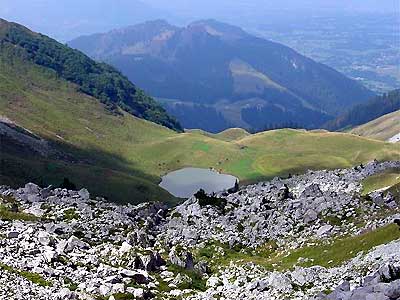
top-left (63, 208), bottom-right (80, 221)
top-left (195, 189), bottom-right (227, 210)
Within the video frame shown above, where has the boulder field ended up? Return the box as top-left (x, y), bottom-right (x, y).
top-left (0, 160), bottom-right (399, 299)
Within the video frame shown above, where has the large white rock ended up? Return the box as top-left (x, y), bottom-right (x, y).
top-left (99, 284), bottom-right (112, 296)
top-left (24, 204), bottom-right (45, 217)
top-left (111, 283), bottom-right (125, 294)
top-left (56, 240), bottom-right (67, 255)
top-left (119, 242), bottom-right (132, 255)
top-left (56, 288), bottom-right (75, 299)
top-left (78, 188), bottom-right (90, 200)
top-left (316, 225), bottom-right (333, 237)
top-left (24, 183), bottom-right (40, 195)
top-left (268, 272), bottom-right (292, 293)
top-left (126, 288), bottom-right (144, 298)
top-left (7, 231), bottom-right (19, 239)
top-left (65, 235), bottom-right (89, 252)
top-left (120, 269), bottom-right (136, 278)
top-left (43, 249), bottom-right (57, 263)
top-left (207, 276), bottom-right (221, 288)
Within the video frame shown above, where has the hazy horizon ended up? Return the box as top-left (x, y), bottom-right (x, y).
top-left (0, 0), bottom-right (398, 41)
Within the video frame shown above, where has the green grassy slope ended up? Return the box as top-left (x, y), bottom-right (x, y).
top-left (0, 18), bottom-right (182, 132)
top-left (0, 52), bottom-right (178, 205)
top-left (1, 47), bottom-right (399, 202)
top-left (1, 25), bottom-right (399, 205)
top-left (361, 168), bottom-right (400, 195)
top-left (1, 50), bottom-right (399, 202)
top-left (195, 223), bottom-right (400, 272)
top-left (214, 128), bottom-right (251, 142)
top-left (350, 110), bottom-right (400, 141)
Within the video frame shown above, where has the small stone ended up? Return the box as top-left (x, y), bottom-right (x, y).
top-left (7, 231), bottom-right (19, 239)
top-left (37, 231), bottom-right (53, 246)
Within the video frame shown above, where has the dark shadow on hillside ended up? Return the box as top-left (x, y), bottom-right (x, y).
top-left (0, 131), bottom-right (179, 206)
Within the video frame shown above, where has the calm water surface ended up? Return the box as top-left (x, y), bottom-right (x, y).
top-left (159, 168), bottom-right (238, 198)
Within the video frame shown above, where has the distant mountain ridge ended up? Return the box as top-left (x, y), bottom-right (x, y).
top-left (0, 18), bottom-right (182, 131)
top-left (69, 19), bottom-right (374, 132)
top-left (0, 0), bottom-right (172, 41)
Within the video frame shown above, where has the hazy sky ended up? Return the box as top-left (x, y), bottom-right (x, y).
top-left (143, 0), bottom-right (398, 14)
top-left (0, 0), bottom-right (398, 41)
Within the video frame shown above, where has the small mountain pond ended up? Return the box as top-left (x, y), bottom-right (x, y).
top-left (159, 167), bottom-right (238, 198)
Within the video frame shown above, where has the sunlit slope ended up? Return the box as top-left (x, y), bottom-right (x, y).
top-left (1, 46), bottom-right (399, 204)
top-left (350, 110), bottom-right (400, 141)
top-left (231, 130), bottom-right (399, 182)
top-left (185, 128), bottom-right (250, 142)
top-left (0, 50), bottom-right (178, 204)
top-left (214, 128), bottom-right (251, 141)
top-left (133, 128), bottom-right (399, 183)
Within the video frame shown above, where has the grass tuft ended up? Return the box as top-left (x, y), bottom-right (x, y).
top-left (0, 262), bottom-right (52, 287)
top-left (273, 223), bottom-right (400, 270)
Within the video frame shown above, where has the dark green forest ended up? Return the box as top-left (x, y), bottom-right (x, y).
top-left (325, 89), bottom-right (400, 130)
top-left (0, 19), bottom-right (182, 132)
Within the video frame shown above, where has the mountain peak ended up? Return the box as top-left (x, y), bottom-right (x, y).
top-left (122, 19), bottom-right (176, 32)
top-left (0, 18), bottom-right (26, 36)
top-left (0, 18), bottom-right (11, 26)
top-left (187, 19), bottom-right (248, 40)
top-left (0, 18), bottom-right (42, 41)
top-left (69, 19), bottom-right (374, 132)
top-left (105, 19), bottom-right (177, 38)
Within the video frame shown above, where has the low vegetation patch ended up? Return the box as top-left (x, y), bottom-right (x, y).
top-left (0, 198), bottom-right (38, 222)
top-left (273, 223), bottom-right (400, 270)
top-left (168, 264), bottom-right (207, 291)
top-left (111, 293), bottom-right (136, 300)
top-left (196, 240), bottom-right (278, 271)
top-left (64, 277), bottom-right (78, 291)
top-left (362, 168), bottom-right (400, 195)
top-left (63, 208), bottom-right (80, 221)
top-left (0, 262), bottom-right (52, 287)
top-left (195, 189), bottom-right (227, 210)
top-left (0, 195), bottom-right (36, 221)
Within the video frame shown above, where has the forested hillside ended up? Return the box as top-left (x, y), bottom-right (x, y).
top-left (326, 89), bottom-right (400, 130)
top-left (0, 18), bottom-right (182, 131)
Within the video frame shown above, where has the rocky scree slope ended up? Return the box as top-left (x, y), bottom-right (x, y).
top-left (0, 161), bottom-right (400, 299)
top-left (161, 161), bottom-right (400, 249)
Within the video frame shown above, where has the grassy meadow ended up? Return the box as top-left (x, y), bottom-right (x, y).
top-left (1, 52), bottom-right (400, 204)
